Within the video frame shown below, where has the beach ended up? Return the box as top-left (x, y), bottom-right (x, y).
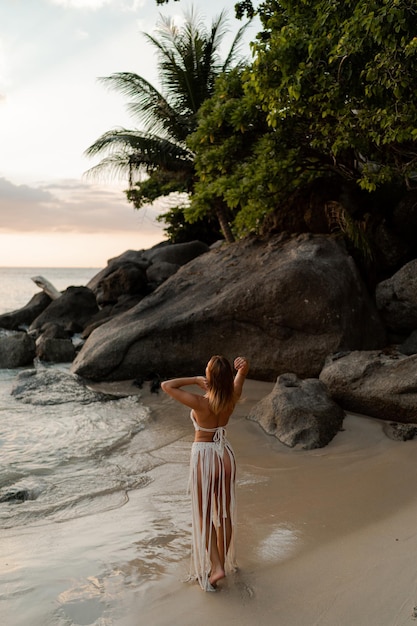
top-left (2, 378), bottom-right (417, 626)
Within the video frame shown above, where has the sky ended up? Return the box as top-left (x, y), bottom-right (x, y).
top-left (0, 0), bottom-right (256, 267)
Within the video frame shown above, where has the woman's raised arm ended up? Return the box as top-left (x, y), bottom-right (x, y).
top-left (161, 376), bottom-right (207, 410)
top-left (233, 357), bottom-right (249, 398)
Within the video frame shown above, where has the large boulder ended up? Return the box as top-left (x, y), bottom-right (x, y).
top-left (36, 336), bottom-right (76, 363)
top-left (375, 260), bottom-right (417, 333)
top-left (71, 234), bottom-right (386, 382)
top-left (95, 263), bottom-right (148, 306)
top-left (87, 241), bottom-right (209, 294)
top-left (320, 350), bottom-right (417, 423)
top-left (247, 373), bottom-right (345, 449)
top-left (0, 332), bottom-right (36, 368)
top-left (142, 240), bottom-right (209, 266)
top-left (87, 249), bottom-right (149, 293)
top-left (0, 292), bottom-right (51, 330)
top-left (29, 286), bottom-right (99, 334)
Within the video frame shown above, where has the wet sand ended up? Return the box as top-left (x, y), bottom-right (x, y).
top-left (3, 379), bottom-right (417, 625)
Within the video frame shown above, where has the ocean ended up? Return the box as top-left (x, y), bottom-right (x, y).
top-left (0, 267), bottom-right (100, 315)
top-left (0, 268), bottom-right (190, 625)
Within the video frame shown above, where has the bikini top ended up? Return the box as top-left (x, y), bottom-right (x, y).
top-left (190, 411), bottom-right (227, 448)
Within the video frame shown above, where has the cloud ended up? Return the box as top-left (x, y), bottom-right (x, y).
top-left (48, 0), bottom-right (146, 10)
top-left (0, 176), bottom-right (165, 236)
top-left (49, 0), bottom-right (112, 9)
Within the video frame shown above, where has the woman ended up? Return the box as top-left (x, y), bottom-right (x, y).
top-left (161, 355), bottom-right (249, 592)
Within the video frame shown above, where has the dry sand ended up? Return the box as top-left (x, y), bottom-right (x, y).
top-left (4, 379), bottom-right (417, 626)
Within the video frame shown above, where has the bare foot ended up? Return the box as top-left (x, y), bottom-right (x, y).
top-left (209, 566), bottom-right (225, 587)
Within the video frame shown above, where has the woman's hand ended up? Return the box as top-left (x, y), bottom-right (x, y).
top-left (195, 376), bottom-right (208, 391)
top-left (234, 356), bottom-right (249, 375)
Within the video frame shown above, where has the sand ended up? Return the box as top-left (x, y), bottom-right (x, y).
top-left (3, 379), bottom-right (417, 626)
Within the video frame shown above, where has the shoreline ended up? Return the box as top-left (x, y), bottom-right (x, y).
top-left (3, 379), bottom-right (417, 626)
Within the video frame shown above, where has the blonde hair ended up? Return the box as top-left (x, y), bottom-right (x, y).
top-left (206, 355), bottom-right (236, 415)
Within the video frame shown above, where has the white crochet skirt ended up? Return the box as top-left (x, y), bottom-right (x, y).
top-left (188, 438), bottom-right (237, 591)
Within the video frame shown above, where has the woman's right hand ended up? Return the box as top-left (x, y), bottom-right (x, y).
top-left (234, 356), bottom-right (249, 375)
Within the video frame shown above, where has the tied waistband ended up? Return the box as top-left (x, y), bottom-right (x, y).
top-left (213, 427), bottom-right (227, 451)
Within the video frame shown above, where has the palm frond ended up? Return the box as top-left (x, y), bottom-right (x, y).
top-left (221, 19), bottom-right (252, 71)
top-left (85, 128), bottom-right (194, 183)
top-left (99, 73), bottom-right (188, 139)
top-left (325, 201), bottom-right (373, 260)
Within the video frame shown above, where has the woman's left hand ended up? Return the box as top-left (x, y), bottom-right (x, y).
top-left (195, 376), bottom-right (208, 391)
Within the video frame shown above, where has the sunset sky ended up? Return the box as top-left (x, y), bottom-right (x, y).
top-left (0, 0), bottom-right (255, 268)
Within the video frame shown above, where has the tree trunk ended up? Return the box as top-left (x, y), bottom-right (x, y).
top-left (215, 204), bottom-right (235, 243)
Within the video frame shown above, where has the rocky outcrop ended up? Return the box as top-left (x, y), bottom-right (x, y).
top-left (0, 292), bottom-right (51, 330)
top-left (35, 336), bottom-right (76, 363)
top-left (0, 332), bottom-right (36, 368)
top-left (319, 350), bottom-right (417, 423)
top-left (71, 234), bottom-right (386, 382)
top-left (87, 241), bottom-right (210, 300)
top-left (10, 368), bottom-right (120, 405)
top-left (95, 264), bottom-right (148, 306)
top-left (247, 373), bottom-right (345, 449)
top-left (28, 286), bottom-right (99, 335)
top-left (376, 260), bottom-right (417, 333)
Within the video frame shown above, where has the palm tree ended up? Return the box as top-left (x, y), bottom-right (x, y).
top-left (84, 7), bottom-right (249, 243)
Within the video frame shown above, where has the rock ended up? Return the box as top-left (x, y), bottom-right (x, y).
top-left (320, 350), bottom-right (417, 423)
top-left (11, 368), bottom-right (121, 405)
top-left (71, 234), bottom-right (386, 382)
top-left (37, 322), bottom-right (70, 340)
top-left (383, 422), bottom-right (417, 441)
top-left (0, 332), bottom-right (36, 368)
top-left (146, 261), bottom-right (180, 288)
top-left (0, 292), bottom-right (51, 330)
top-left (399, 329), bottom-right (417, 356)
top-left (29, 286), bottom-right (99, 335)
top-left (142, 240), bottom-right (209, 266)
top-left (95, 263), bottom-right (148, 306)
top-left (87, 249), bottom-right (149, 293)
top-left (36, 337), bottom-right (76, 363)
top-left (86, 241), bottom-right (209, 297)
top-left (375, 260), bottom-right (417, 333)
top-left (247, 373), bottom-right (345, 449)
top-left (0, 489), bottom-right (31, 503)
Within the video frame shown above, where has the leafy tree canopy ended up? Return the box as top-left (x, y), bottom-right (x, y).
top-left (189, 0), bottom-right (417, 237)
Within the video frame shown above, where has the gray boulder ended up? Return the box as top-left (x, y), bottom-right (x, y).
top-left (0, 292), bottom-right (51, 330)
top-left (247, 373), bottom-right (345, 449)
top-left (383, 422), bottom-right (417, 441)
top-left (0, 332), bottom-right (36, 368)
top-left (71, 233), bottom-right (386, 382)
top-left (29, 286), bottom-right (99, 334)
top-left (376, 260), bottom-right (417, 333)
top-left (36, 336), bottom-right (76, 363)
top-left (146, 261), bottom-right (180, 288)
top-left (10, 368), bottom-right (119, 405)
top-left (95, 263), bottom-right (148, 306)
top-left (399, 329), bottom-right (417, 356)
top-left (87, 249), bottom-right (149, 293)
top-left (320, 350), bottom-right (417, 423)
top-left (142, 240), bottom-right (209, 265)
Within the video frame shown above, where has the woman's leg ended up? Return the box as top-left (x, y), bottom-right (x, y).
top-left (215, 448), bottom-right (233, 570)
top-left (209, 448), bottom-right (235, 586)
top-left (196, 452), bottom-right (224, 588)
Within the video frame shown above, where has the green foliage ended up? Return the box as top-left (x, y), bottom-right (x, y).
top-left (188, 67), bottom-right (274, 235)
top-left (188, 0), bottom-right (417, 238)
top-left (251, 0), bottom-right (417, 191)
